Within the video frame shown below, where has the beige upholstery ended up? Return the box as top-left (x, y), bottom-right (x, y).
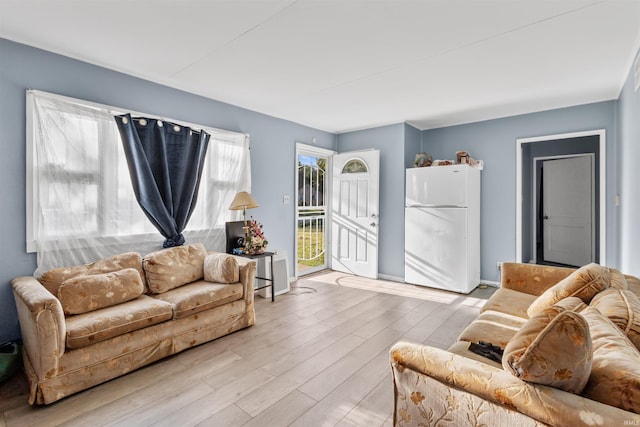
top-left (457, 310), bottom-right (525, 348)
top-left (391, 342), bottom-right (638, 427)
top-left (581, 307), bottom-right (640, 413)
top-left (204, 253), bottom-right (239, 284)
top-left (391, 263), bottom-right (640, 426)
top-left (12, 248), bottom-right (256, 405)
top-left (502, 305), bottom-right (592, 393)
top-left (527, 263), bottom-right (610, 317)
top-left (39, 252), bottom-right (147, 295)
top-left (65, 295), bottom-right (172, 349)
top-left (143, 243), bottom-right (208, 293)
top-left (58, 268), bottom-right (144, 315)
top-left (152, 280), bottom-right (244, 319)
top-left (480, 287), bottom-right (537, 319)
top-left (590, 288), bottom-right (640, 350)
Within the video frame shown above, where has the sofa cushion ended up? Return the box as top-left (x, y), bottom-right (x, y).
top-left (143, 243), bottom-right (208, 294)
top-left (39, 252), bottom-right (146, 296)
top-left (581, 307), bottom-right (640, 414)
top-left (65, 295), bottom-right (173, 349)
top-left (447, 341), bottom-right (503, 369)
top-left (457, 310), bottom-right (526, 349)
top-left (204, 253), bottom-right (239, 284)
top-left (553, 296), bottom-right (588, 313)
top-left (502, 305), bottom-right (593, 394)
top-left (480, 288), bottom-right (537, 319)
top-left (58, 268), bottom-right (144, 315)
top-left (527, 263), bottom-right (610, 318)
top-left (152, 280), bottom-right (244, 319)
top-left (590, 288), bottom-right (640, 351)
top-left (626, 275), bottom-right (640, 296)
top-left (609, 268), bottom-right (629, 290)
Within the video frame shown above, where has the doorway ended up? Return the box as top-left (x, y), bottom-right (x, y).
top-left (295, 144), bottom-right (333, 276)
top-left (535, 154), bottom-right (595, 267)
top-left (516, 130), bottom-right (605, 266)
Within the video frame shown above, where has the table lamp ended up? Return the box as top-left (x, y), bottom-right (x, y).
top-left (229, 191), bottom-right (259, 244)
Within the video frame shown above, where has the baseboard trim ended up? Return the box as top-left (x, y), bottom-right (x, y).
top-left (379, 274), bottom-right (500, 288)
top-left (480, 280), bottom-right (500, 287)
top-left (378, 273), bottom-right (405, 283)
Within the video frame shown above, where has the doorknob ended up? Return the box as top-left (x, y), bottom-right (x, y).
top-left (370, 222), bottom-right (377, 227)
top-left (543, 215), bottom-right (549, 220)
top-left (371, 213), bottom-right (377, 219)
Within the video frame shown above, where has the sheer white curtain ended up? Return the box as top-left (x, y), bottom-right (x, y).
top-left (28, 90), bottom-right (250, 276)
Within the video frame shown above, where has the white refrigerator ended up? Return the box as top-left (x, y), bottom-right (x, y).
top-left (404, 164), bottom-right (481, 293)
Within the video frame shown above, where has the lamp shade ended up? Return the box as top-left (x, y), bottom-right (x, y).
top-left (229, 191), bottom-right (259, 210)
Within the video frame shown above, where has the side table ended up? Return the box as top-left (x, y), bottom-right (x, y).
top-left (237, 251), bottom-right (275, 302)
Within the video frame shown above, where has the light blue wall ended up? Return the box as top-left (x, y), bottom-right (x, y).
top-left (618, 49), bottom-right (640, 277)
top-left (421, 102), bottom-right (619, 283)
top-left (404, 123), bottom-right (422, 168)
top-left (0, 38), bottom-right (336, 342)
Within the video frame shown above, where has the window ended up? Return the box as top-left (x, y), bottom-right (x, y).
top-left (341, 159), bottom-right (368, 174)
top-left (27, 90), bottom-right (250, 274)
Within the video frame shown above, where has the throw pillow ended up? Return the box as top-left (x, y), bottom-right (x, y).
top-left (502, 305), bottom-right (593, 393)
top-left (143, 243), bottom-right (208, 293)
top-left (590, 288), bottom-right (640, 351)
top-left (527, 263), bottom-right (610, 318)
top-left (581, 307), bottom-right (640, 414)
top-left (553, 296), bottom-right (587, 313)
top-left (39, 252), bottom-right (145, 296)
top-left (204, 253), bottom-right (239, 284)
top-left (58, 268), bottom-right (144, 315)
top-left (609, 268), bottom-right (629, 290)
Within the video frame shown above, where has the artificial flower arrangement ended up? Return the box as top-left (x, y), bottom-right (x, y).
top-left (246, 217), bottom-right (268, 254)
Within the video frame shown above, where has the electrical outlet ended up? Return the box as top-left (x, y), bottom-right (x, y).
top-left (496, 262), bottom-right (503, 271)
top-left (283, 194), bottom-right (290, 204)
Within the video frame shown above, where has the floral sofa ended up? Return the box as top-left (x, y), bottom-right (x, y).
top-left (391, 262), bottom-right (640, 426)
top-left (12, 243), bottom-right (256, 405)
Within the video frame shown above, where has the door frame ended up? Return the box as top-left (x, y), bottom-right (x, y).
top-left (294, 143), bottom-right (335, 278)
top-left (516, 129), bottom-right (606, 265)
top-left (533, 153), bottom-right (595, 265)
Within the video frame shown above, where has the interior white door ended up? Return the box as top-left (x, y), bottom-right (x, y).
top-left (543, 156), bottom-right (593, 266)
top-left (331, 150), bottom-right (380, 279)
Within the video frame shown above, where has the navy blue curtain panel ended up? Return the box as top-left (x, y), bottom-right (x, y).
top-left (115, 113), bottom-right (210, 248)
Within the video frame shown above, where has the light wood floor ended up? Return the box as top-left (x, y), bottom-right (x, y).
top-left (0, 271), bottom-right (495, 427)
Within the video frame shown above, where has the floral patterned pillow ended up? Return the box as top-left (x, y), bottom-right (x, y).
top-left (503, 305), bottom-right (593, 393)
top-left (609, 268), bottom-right (629, 290)
top-left (590, 288), bottom-right (640, 351)
top-left (57, 268), bottom-right (144, 315)
top-left (527, 263), bottom-right (610, 318)
top-left (39, 252), bottom-right (145, 295)
top-left (143, 243), bottom-right (207, 293)
top-left (581, 306), bottom-right (640, 413)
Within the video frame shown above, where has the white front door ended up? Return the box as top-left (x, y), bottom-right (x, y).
top-left (331, 150), bottom-right (379, 279)
top-left (543, 155), bottom-right (594, 266)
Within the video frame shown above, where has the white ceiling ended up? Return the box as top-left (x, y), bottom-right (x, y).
top-left (1, 0), bottom-right (639, 133)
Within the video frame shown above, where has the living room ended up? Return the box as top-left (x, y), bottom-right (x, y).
top-left (1, 1), bottom-right (640, 425)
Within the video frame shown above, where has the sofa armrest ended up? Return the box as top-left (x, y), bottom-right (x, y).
top-left (500, 263), bottom-right (575, 296)
top-left (11, 276), bottom-right (66, 379)
top-left (236, 258), bottom-right (256, 304)
top-left (390, 341), bottom-right (638, 426)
